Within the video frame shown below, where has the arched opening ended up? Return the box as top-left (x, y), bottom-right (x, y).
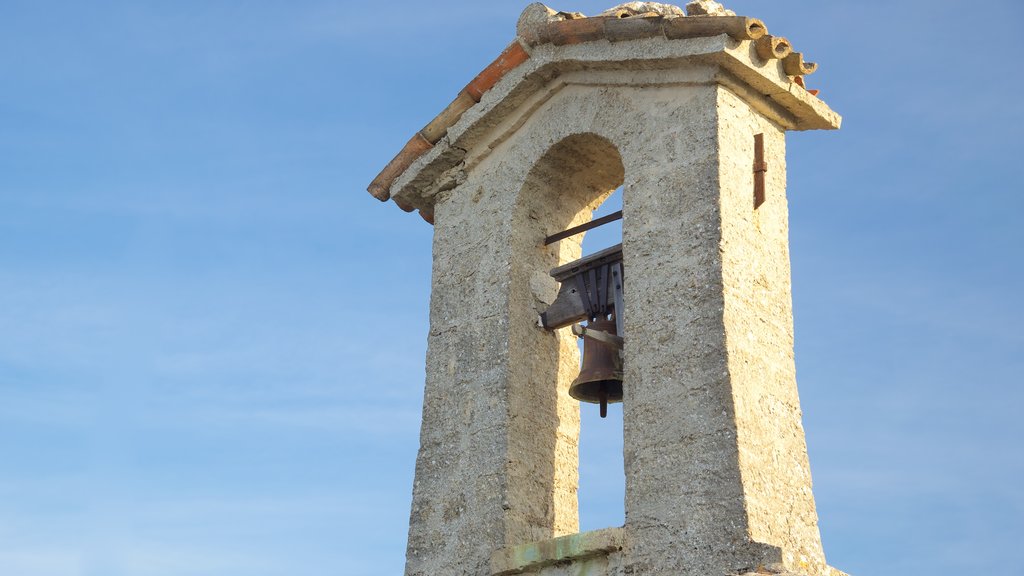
top-left (509, 133), bottom-right (625, 539)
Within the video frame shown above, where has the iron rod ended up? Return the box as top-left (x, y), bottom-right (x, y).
top-left (543, 210), bottom-right (623, 245)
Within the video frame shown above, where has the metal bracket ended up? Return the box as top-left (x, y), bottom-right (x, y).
top-left (571, 323), bottom-right (624, 349)
top-left (754, 133), bottom-right (768, 209)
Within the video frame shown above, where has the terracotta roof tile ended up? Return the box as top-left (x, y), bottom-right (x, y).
top-left (662, 15), bottom-right (765, 40)
top-left (464, 41), bottom-right (532, 102)
top-left (754, 35), bottom-right (792, 61)
top-left (604, 15), bottom-right (666, 43)
top-left (547, 16), bottom-right (611, 46)
top-left (782, 52), bottom-right (817, 76)
top-left (367, 133), bottom-right (432, 201)
top-left (392, 196), bottom-right (416, 213)
top-left (418, 205), bottom-right (434, 225)
top-left (421, 90), bottom-right (477, 144)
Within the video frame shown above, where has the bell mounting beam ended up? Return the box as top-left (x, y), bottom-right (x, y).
top-left (539, 244), bottom-right (624, 330)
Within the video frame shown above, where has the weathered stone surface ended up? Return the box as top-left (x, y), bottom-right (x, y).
top-left (716, 81), bottom-right (826, 576)
top-left (516, 3), bottom-right (560, 45)
top-left (598, 2), bottom-right (686, 17)
top-left (686, 0), bottom-right (736, 16)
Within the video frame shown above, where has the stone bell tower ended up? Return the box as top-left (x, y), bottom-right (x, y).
top-left (367, 2), bottom-right (845, 575)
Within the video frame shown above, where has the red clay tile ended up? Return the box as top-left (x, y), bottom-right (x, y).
top-left (367, 133), bottom-right (433, 201)
top-left (421, 90), bottom-right (477, 143)
top-left (393, 197), bottom-right (416, 212)
top-left (546, 17), bottom-right (609, 46)
top-left (754, 35), bottom-right (792, 60)
top-left (604, 15), bottom-right (665, 43)
top-left (782, 52), bottom-right (818, 76)
top-left (793, 76), bottom-right (821, 97)
top-left (664, 16), bottom-right (767, 41)
top-left (419, 207), bottom-right (434, 225)
top-left (464, 41), bottom-right (531, 102)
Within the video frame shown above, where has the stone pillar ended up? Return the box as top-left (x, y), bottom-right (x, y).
top-left (621, 83), bottom-right (825, 575)
top-left (404, 178), bottom-right (520, 576)
top-left (717, 86), bottom-right (827, 574)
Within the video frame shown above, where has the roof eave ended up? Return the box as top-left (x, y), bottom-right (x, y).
top-left (368, 14), bottom-right (841, 220)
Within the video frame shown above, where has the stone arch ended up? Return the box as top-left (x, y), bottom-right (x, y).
top-left (504, 132), bottom-right (625, 543)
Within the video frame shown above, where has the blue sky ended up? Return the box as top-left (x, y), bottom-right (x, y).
top-left (1, 1), bottom-right (1022, 575)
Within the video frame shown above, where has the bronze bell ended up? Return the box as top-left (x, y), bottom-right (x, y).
top-left (569, 315), bottom-right (624, 418)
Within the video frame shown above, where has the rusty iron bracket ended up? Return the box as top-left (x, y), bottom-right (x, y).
top-left (754, 133), bottom-right (768, 209)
